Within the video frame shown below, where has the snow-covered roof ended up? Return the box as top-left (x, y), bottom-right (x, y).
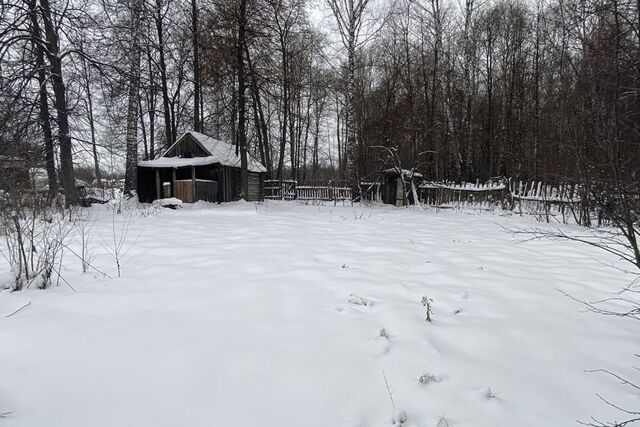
top-left (383, 168), bottom-right (424, 178)
top-left (139, 131), bottom-right (267, 173)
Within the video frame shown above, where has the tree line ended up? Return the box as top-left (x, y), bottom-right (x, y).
top-left (0, 0), bottom-right (638, 204)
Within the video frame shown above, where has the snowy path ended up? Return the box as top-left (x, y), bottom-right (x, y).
top-left (0, 202), bottom-right (637, 426)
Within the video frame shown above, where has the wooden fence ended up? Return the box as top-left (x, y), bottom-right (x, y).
top-left (264, 177), bottom-right (598, 224)
top-left (265, 180), bottom-right (297, 200)
top-left (360, 182), bottom-right (383, 202)
top-left (510, 181), bottom-right (591, 225)
top-left (418, 179), bottom-right (593, 224)
top-left (265, 180), bottom-right (352, 202)
top-left (419, 181), bottom-right (508, 210)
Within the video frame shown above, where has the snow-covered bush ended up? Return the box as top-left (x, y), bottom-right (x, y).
top-left (0, 190), bottom-right (73, 290)
top-left (348, 293), bottom-right (370, 306)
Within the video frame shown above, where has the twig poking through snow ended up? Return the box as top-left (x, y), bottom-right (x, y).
top-left (421, 295), bottom-right (433, 322)
top-left (485, 388), bottom-right (498, 399)
top-left (383, 372), bottom-right (408, 425)
top-left (382, 371), bottom-right (396, 410)
top-left (4, 301), bottom-right (31, 318)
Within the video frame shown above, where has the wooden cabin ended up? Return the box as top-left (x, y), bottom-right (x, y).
top-left (137, 131), bottom-right (267, 203)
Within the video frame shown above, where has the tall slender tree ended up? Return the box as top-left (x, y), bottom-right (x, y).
top-left (326, 0), bottom-right (371, 195)
top-left (124, 0), bottom-right (143, 196)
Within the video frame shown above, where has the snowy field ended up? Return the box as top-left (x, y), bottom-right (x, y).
top-left (0, 201), bottom-right (638, 426)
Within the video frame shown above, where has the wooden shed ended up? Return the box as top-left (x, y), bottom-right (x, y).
top-left (360, 169), bottom-right (424, 206)
top-left (381, 169), bottom-right (423, 206)
top-left (137, 131), bottom-right (267, 203)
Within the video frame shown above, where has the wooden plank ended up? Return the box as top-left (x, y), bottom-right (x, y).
top-left (191, 166), bottom-right (196, 201)
top-left (174, 180), bottom-right (193, 202)
top-left (172, 169), bottom-right (176, 198)
top-left (155, 169), bottom-right (161, 200)
top-left (247, 173), bottom-right (260, 201)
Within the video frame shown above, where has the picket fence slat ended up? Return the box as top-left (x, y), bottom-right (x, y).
top-left (264, 180), bottom-right (352, 202)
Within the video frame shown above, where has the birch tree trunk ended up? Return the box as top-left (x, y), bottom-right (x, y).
top-left (192, 0), bottom-right (201, 132)
top-left (237, 0), bottom-right (249, 198)
top-left (327, 0), bottom-right (370, 197)
top-left (155, 0), bottom-right (173, 149)
top-left (124, 0), bottom-right (143, 197)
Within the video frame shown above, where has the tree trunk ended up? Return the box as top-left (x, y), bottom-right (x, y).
top-left (237, 0), bottom-right (249, 198)
top-left (83, 59), bottom-right (102, 187)
top-left (192, 0), bottom-right (201, 131)
top-left (39, 0), bottom-right (78, 206)
top-left (345, 32), bottom-right (358, 195)
top-left (156, 0), bottom-right (173, 149)
top-left (28, 0), bottom-right (57, 198)
top-left (246, 44), bottom-right (272, 177)
top-left (124, 0), bottom-right (142, 197)
top-left (146, 45), bottom-right (157, 159)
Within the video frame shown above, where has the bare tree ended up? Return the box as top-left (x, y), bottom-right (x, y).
top-left (39, 0), bottom-right (79, 205)
top-left (326, 0), bottom-right (371, 195)
top-left (124, 0), bottom-right (144, 196)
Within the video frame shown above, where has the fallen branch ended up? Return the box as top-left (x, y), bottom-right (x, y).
top-left (4, 301), bottom-right (30, 318)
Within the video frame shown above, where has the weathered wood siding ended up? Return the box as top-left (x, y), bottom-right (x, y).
top-left (218, 166), bottom-right (235, 202)
top-left (195, 180), bottom-right (218, 202)
top-left (164, 134), bottom-right (208, 158)
top-left (247, 173), bottom-right (261, 201)
top-left (174, 180), bottom-right (193, 202)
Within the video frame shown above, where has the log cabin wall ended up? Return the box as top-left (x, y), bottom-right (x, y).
top-left (164, 134), bottom-right (208, 158)
top-left (138, 164), bottom-right (265, 203)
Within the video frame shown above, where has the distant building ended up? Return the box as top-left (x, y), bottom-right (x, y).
top-left (0, 153), bottom-right (47, 192)
top-left (361, 169), bottom-right (424, 206)
top-left (137, 131), bottom-right (267, 203)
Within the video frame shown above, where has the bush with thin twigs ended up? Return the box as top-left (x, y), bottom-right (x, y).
top-left (99, 197), bottom-right (138, 278)
top-left (71, 208), bottom-right (95, 274)
top-left (0, 189), bottom-right (74, 291)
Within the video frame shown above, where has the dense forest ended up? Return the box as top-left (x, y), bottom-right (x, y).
top-left (1, 0), bottom-right (638, 202)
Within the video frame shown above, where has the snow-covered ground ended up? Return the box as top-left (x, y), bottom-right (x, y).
top-left (1, 201), bottom-right (638, 426)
